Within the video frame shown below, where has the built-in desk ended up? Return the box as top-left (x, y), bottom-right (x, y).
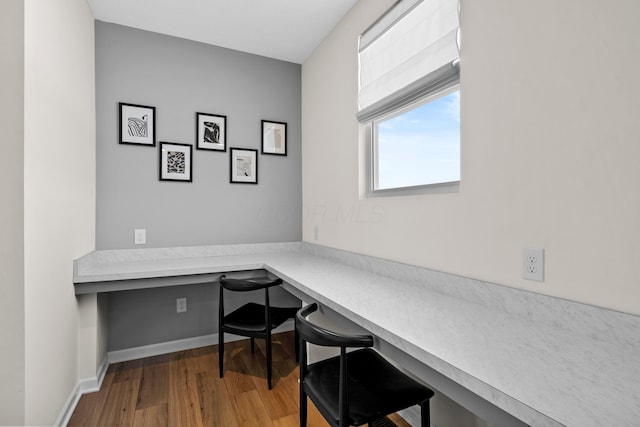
top-left (74, 242), bottom-right (640, 427)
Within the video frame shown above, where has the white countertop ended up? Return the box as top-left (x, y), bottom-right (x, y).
top-left (73, 242), bottom-right (640, 427)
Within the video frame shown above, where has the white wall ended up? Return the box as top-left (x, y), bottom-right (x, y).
top-left (302, 0), bottom-right (640, 316)
top-left (23, 0), bottom-right (96, 423)
top-left (0, 1), bottom-right (25, 424)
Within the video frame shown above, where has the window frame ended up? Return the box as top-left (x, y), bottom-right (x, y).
top-left (365, 82), bottom-right (461, 198)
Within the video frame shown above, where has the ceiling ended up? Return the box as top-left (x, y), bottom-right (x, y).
top-left (86, 0), bottom-right (359, 64)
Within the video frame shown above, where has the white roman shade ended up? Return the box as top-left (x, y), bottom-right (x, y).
top-left (357, 0), bottom-right (460, 122)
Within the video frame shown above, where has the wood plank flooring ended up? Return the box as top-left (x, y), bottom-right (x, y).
top-left (69, 331), bottom-right (410, 427)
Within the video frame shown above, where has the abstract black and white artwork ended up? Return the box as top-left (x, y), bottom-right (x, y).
top-left (160, 142), bottom-right (192, 182)
top-left (261, 120), bottom-right (287, 156)
top-left (196, 112), bottom-right (227, 151)
top-left (230, 147), bottom-right (258, 184)
top-left (119, 102), bottom-right (156, 146)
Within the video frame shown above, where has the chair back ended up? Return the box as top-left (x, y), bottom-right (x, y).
top-left (296, 303), bottom-right (374, 427)
top-left (217, 274), bottom-right (297, 390)
top-left (218, 275), bottom-right (283, 317)
top-left (296, 303), bottom-right (373, 348)
top-left (296, 304), bottom-right (434, 427)
top-left (219, 275), bottom-right (283, 292)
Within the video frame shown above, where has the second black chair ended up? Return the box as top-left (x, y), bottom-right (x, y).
top-left (218, 274), bottom-right (299, 389)
top-left (296, 303), bottom-right (435, 427)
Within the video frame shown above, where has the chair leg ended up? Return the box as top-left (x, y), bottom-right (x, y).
top-left (218, 331), bottom-right (224, 378)
top-left (250, 337), bottom-right (255, 354)
top-left (266, 336), bottom-right (273, 389)
top-left (294, 327), bottom-right (300, 363)
top-left (420, 401), bottom-right (430, 427)
top-left (300, 387), bottom-right (308, 427)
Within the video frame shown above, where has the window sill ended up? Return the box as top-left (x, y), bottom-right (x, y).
top-left (367, 181), bottom-right (459, 198)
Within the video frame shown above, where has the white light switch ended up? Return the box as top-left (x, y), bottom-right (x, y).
top-left (134, 229), bottom-right (146, 245)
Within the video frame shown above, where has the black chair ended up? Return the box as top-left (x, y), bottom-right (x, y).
top-left (296, 303), bottom-right (435, 427)
top-left (218, 274), bottom-right (299, 389)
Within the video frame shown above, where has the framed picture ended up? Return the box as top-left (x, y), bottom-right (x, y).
top-left (261, 120), bottom-right (287, 156)
top-left (119, 102), bottom-right (156, 146)
top-left (159, 142), bottom-right (192, 182)
top-left (230, 148), bottom-right (258, 184)
top-left (196, 112), bottom-right (227, 151)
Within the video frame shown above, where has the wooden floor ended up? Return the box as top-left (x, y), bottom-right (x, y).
top-left (69, 331), bottom-right (410, 427)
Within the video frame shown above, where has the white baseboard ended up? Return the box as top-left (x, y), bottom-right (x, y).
top-left (56, 320), bottom-right (294, 426)
top-left (108, 333), bottom-right (219, 364)
top-left (55, 355), bottom-right (109, 427)
top-left (108, 319), bottom-right (294, 364)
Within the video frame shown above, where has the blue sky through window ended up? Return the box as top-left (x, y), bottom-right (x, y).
top-left (375, 90), bottom-right (460, 190)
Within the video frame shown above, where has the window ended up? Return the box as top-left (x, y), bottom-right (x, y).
top-left (358, 0), bottom-right (460, 195)
top-left (373, 87), bottom-right (460, 191)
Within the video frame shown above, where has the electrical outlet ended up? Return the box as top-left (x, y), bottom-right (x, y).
top-left (176, 297), bottom-right (187, 313)
top-left (134, 229), bottom-right (146, 245)
top-left (523, 248), bottom-right (544, 282)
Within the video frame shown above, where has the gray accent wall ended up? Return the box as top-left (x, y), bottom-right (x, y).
top-left (107, 270), bottom-right (300, 351)
top-left (95, 21), bottom-right (302, 249)
top-left (96, 22), bottom-right (302, 351)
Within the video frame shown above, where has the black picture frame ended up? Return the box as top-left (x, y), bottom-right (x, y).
top-left (196, 112), bottom-right (227, 151)
top-left (261, 120), bottom-right (287, 156)
top-left (119, 102), bottom-right (156, 146)
top-left (159, 142), bottom-right (193, 182)
top-left (229, 147), bottom-right (258, 184)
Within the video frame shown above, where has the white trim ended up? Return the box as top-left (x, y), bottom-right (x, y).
top-left (55, 386), bottom-right (82, 427)
top-left (108, 319), bottom-right (294, 364)
top-left (363, 84), bottom-right (461, 198)
top-left (368, 181), bottom-right (460, 198)
top-left (109, 333), bottom-right (220, 364)
top-left (55, 355), bottom-right (108, 427)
